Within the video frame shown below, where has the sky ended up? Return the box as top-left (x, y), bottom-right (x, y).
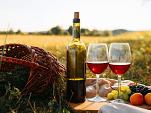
top-left (0, 0), bottom-right (151, 32)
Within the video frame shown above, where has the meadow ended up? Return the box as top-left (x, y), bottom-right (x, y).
top-left (0, 31), bottom-right (151, 85)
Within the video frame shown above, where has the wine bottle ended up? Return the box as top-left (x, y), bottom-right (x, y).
top-left (66, 12), bottom-right (86, 103)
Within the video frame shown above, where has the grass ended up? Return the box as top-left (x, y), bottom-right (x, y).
top-left (0, 31), bottom-right (151, 85)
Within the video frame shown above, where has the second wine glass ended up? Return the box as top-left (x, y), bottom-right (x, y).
top-left (109, 43), bottom-right (131, 102)
top-left (86, 43), bottom-right (108, 102)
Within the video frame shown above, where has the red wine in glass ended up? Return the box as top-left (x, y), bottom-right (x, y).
top-left (109, 43), bottom-right (131, 103)
top-left (109, 62), bottom-right (131, 75)
top-left (87, 61), bottom-right (108, 74)
top-left (86, 43), bottom-right (108, 102)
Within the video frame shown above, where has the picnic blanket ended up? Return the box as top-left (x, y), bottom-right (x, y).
top-left (98, 102), bottom-right (151, 113)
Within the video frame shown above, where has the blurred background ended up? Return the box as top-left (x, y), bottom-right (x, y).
top-left (0, 0), bottom-right (151, 85)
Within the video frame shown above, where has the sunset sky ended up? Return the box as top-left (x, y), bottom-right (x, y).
top-left (0, 0), bottom-right (151, 32)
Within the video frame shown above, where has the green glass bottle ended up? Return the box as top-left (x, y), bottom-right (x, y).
top-left (66, 12), bottom-right (86, 103)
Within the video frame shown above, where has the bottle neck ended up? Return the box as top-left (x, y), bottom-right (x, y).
top-left (72, 18), bottom-right (80, 40)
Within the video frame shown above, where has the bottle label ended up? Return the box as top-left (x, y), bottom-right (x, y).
top-left (67, 78), bottom-right (85, 81)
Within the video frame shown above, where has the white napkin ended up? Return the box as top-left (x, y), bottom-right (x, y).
top-left (98, 102), bottom-right (151, 113)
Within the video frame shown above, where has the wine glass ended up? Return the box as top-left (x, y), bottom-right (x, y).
top-left (109, 43), bottom-right (131, 102)
top-left (86, 43), bottom-right (108, 102)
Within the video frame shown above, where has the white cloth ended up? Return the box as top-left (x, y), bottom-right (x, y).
top-left (98, 102), bottom-right (151, 113)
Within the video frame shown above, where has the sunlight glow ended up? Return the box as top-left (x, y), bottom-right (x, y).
top-left (0, 0), bottom-right (151, 31)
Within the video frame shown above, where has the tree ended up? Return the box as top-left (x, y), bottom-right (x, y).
top-left (16, 29), bottom-right (22, 34)
top-left (67, 26), bottom-right (72, 35)
top-left (46, 30), bottom-right (52, 35)
top-left (8, 28), bottom-right (14, 34)
top-left (81, 28), bottom-right (90, 36)
top-left (89, 29), bottom-right (101, 36)
top-left (63, 30), bottom-right (69, 35)
top-left (102, 30), bottom-right (110, 36)
top-left (51, 26), bottom-right (63, 35)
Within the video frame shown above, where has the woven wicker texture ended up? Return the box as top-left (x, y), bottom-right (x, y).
top-left (0, 44), bottom-right (65, 96)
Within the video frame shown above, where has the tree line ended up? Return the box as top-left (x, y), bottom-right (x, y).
top-left (0, 26), bottom-right (128, 36)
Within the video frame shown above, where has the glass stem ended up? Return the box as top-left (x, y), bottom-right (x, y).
top-left (117, 75), bottom-right (121, 98)
top-left (96, 74), bottom-right (100, 96)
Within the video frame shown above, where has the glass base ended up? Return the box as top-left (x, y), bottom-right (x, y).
top-left (87, 96), bottom-right (106, 102)
top-left (111, 99), bottom-right (125, 103)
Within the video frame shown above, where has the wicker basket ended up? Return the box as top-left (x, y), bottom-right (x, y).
top-left (0, 44), bottom-right (65, 97)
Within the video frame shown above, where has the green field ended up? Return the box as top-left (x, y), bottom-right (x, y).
top-left (0, 31), bottom-right (151, 85)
